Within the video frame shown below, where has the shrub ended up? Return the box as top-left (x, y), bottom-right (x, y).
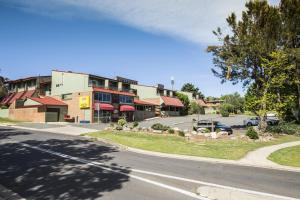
top-left (220, 103), bottom-right (234, 117)
top-left (1, 105), bottom-right (8, 109)
top-left (220, 110), bottom-right (230, 117)
top-left (118, 118), bottom-right (127, 127)
top-left (266, 122), bottom-right (300, 135)
top-left (168, 128), bottom-right (175, 134)
top-left (246, 127), bottom-right (259, 139)
top-left (133, 121), bottom-right (139, 128)
top-left (189, 101), bottom-right (205, 115)
top-left (178, 131), bottom-right (185, 137)
top-left (151, 123), bottom-right (169, 131)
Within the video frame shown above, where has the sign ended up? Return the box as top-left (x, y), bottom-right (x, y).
top-left (116, 76), bottom-right (138, 85)
top-left (79, 96), bottom-right (90, 109)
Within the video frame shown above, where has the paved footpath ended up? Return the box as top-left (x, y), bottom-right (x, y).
top-left (239, 141), bottom-right (300, 170)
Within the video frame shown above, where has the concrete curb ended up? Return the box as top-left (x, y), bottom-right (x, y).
top-left (0, 124), bottom-right (98, 136)
top-left (0, 184), bottom-right (25, 200)
top-left (85, 135), bottom-right (300, 173)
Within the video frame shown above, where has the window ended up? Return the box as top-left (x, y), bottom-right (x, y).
top-left (119, 95), bottom-right (133, 104)
top-left (94, 92), bottom-right (111, 103)
top-left (62, 93), bottom-right (72, 100)
top-left (94, 110), bottom-right (111, 123)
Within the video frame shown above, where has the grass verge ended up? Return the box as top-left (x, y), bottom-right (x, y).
top-left (0, 117), bottom-right (19, 123)
top-left (268, 145), bottom-right (300, 167)
top-left (84, 131), bottom-right (300, 160)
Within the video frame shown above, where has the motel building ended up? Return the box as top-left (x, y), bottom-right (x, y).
top-left (0, 70), bottom-right (160, 123)
top-left (131, 84), bottom-right (184, 116)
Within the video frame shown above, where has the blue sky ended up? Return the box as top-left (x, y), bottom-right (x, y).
top-left (0, 0), bottom-right (279, 97)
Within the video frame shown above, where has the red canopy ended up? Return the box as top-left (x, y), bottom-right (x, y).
top-left (94, 103), bottom-right (114, 111)
top-left (120, 105), bottom-right (135, 112)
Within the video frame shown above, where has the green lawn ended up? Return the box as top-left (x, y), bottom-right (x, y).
top-left (0, 117), bottom-right (19, 123)
top-left (268, 145), bottom-right (300, 167)
top-left (85, 131), bottom-right (300, 160)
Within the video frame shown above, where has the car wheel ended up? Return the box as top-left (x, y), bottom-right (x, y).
top-left (247, 122), bottom-right (252, 126)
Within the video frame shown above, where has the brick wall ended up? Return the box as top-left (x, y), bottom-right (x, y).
top-left (9, 107), bottom-right (46, 122)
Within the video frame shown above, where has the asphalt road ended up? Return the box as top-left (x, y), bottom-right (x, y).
top-left (0, 126), bottom-right (299, 200)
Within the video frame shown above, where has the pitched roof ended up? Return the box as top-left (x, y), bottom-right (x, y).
top-left (21, 90), bottom-right (36, 100)
top-left (134, 99), bottom-right (157, 106)
top-left (93, 87), bottom-right (135, 97)
top-left (196, 99), bottom-right (207, 107)
top-left (140, 98), bottom-right (161, 106)
top-left (161, 96), bottom-right (184, 107)
top-left (29, 97), bottom-right (67, 106)
top-left (8, 91), bottom-right (25, 104)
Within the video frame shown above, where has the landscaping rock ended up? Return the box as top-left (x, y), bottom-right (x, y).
top-left (192, 131), bottom-right (198, 135)
top-left (185, 133), bottom-right (192, 137)
top-left (211, 132), bottom-right (218, 139)
top-left (173, 127), bottom-right (180, 132)
top-left (204, 133), bottom-right (211, 137)
top-left (123, 127), bottom-right (131, 131)
top-left (219, 131), bottom-right (228, 136)
top-left (153, 130), bottom-right (163, 134)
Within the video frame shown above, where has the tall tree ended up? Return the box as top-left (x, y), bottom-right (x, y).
top-left (181, 83), bottom-right (205, 99)
top-left (280, 0), bottom-right (300, 121)
top-left (245, 51), bottom-right (297, 127)
top-left (220, 92), bottom-right (245, 113)
top-left (207, 0), bottom-right (286, 128)
top-left (0, 76), bottom-right (8, 100)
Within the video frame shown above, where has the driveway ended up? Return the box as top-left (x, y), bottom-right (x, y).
top-left (0, 126), bottom-right (299, 199)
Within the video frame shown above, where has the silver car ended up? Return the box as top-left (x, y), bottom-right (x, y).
top-left (243, 117), bottom-right (259, 126)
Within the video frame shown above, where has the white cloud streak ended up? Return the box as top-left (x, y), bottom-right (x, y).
top-left (3, 0), bottom-right (252, 44)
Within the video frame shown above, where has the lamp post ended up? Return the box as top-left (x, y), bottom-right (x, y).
top-left (171, 76), bottom-right (175, 91)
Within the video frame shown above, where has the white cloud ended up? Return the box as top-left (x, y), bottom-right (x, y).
top-left (4, 0), bottom-right (251, 44)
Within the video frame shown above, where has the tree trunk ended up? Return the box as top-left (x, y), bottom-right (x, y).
top-left (259, 88), bottom-right (268, 132)
top-left (297, 83), bottom-right (300, 122)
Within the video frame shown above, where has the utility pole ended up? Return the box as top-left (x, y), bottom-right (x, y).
top-left (97, 103), bottom-right (100, 124)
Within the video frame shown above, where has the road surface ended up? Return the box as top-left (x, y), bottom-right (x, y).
top-left (0, 126), bottom-right (299, 200)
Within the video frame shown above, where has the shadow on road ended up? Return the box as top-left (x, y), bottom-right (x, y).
top-left (0, 131), bottom-right (130, 199)
top-left (0, 127), bottom-right (31, 140)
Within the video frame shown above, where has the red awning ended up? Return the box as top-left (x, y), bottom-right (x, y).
top-left (94, 103), bottom-right (114, 111)
top-left (120, 105), bottom-right (135, 112)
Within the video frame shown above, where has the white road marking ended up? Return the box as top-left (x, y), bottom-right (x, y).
top-left (21, 143), bottom-right (208, 200)
top-left (21, 143), bottom-right (298, 200)
top-left (130, 169), bottom-right (299, 200)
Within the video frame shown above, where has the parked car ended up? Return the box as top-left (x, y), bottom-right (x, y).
top-left (266, 116), bottom-right (279, 125)
top-left (244, 115), bottom-right (279, 126)
top-left (193, 120), bottom-right (233, 135)
top-left (243, 117), bottom-right (259, 126)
